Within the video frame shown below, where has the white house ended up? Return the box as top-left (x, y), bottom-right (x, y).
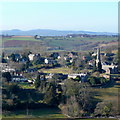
top-left (68, 73), bottom-right (87, 79)
top-left (57, 56), bottom-right (61, 59)
top-left (12, 76), bottom-right (27, 82)
top-left (0, 63), bottom-right (15, 73)
top-left (102, 64), bottom-right (118, 74)
top-left (28, 54), bottom-right (35, 61)
top-left (46, 73), bottom-right (54, 79)
top-left (68, 73), bottom-right (88, 82)
top-left (44, 58), bottom-right (49, 64)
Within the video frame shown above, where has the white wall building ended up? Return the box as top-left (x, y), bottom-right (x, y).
top-left (12, 76), bottom-right (27, 82)
top-left (28, 54), bottom-right (35, 61)
top-left (44, 58), bottom-right (49, 64)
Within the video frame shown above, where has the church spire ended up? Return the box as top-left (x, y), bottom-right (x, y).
top-left (96, 47), bottom-right (101, 67)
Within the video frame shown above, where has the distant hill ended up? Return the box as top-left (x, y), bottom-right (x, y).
top-left (1, 29), bottom-right (117, 36)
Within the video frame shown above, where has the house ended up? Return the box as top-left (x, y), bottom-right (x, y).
top-left (82, 56), bottom-right (86, 60)
top-left (102, 64), bottom-right (118, 74)
top-left (68, 73), bottom-right (88, 82)
top-left (28, 53), bottom-right (41, 61)
top-left (102, 62), bottom-right (111, 65)
top-left (88, 60), bottom-right (94, 66)
top-left (105, 53), bottom-right (115, 57)
top-left (28, 54), bottom-right (35, 61)
top-left (38, 72), bottom-right (47, 81)
top-left (70, 59), bottom-right (73, 63)
top-left (44, 58), bottom-right (49, 64)
top-left (0, 63), bottom-right (15, 73)
top-left (12, 76), bottom-right (28, 82)
top-left (50, 52), bottom-right (59, 59)
top-left (34, 35), bottom-right (42, 39)
top-left (46, 73), bottom-right (54, 79)
top-left (26, 68), bottom-right (38, 73)
top-left (44, 58), bottom-right (57, 64)
top-left (57, 56), bottom-right (61, 59)
top-left (14, 54), bottom-right (21, 62)
top-left (68, 52), bottom-right (78, 58)
top-left (68, 53), bottom-right (74, 58)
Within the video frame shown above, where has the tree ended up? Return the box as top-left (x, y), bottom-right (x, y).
top-left (94, 101), bottom-right (115, 117)
top-left (2, 72), bottom-right (12, 82)
top-left (113, 54), bottom-right (118, 65)
top-left (88, 76), bottom-right (107, 86)
top-left (99, 77), bottom-right (107, 84)
top-left (7, 83), bottom-right (21, 94)
top-left (34, 74), bottom-right (41, 88)
top-left (1, 52), bottom-right (7, 63)
top-left (60, 79), bottom-right (95, 117)
top-left (10, 53), bottom-right (16, 62)
top-left (74, 76), bottom-right (81, 82)
top-left (43, 83), bottom-right (58, 106)
top-left (88, 76), bottom-right (96, 86)
top-left (59, 96), bottom-right (81, 118)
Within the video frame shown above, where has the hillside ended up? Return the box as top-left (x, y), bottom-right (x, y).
top-left (2, 35), bottom-right (118, 53)
top-left (1, 29), bottom-right (117, 36)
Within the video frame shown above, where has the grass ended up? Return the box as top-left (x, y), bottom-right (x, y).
top-left (2, 37), bottom-right (39, 42)
top-left (94, 87), bottom-right (118, 101)
top-left (93, 77), bottom-right (119, 106)
top-left (2, 36), bottom-right (118, 52)
top-left (2, 108), bottom-right (66, 118)
top-left (18, 83), bottom-right (35, 89)
top-left (41, 67), bottom-right (73, 74)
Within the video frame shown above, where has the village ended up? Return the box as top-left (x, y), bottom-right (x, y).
top-left (1, 47), bottom-right (118, 86)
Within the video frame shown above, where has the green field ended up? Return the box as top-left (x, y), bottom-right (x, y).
top-left (2, 108), bottom-right (66, 118)
top-left (41, 67), bottom-right (73, 74)
top-left (2, 37), bottom-right (39, 42)
top-left (2, 36), bottom-right (118, 52)
top-left (18, 83), bottom-right (35, 89)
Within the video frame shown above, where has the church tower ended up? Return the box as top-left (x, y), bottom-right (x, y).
top-left (96, 47), bottom-right (101, 67)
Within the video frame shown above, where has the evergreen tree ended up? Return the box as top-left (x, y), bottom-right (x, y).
top-left (34, 74), bottom-right (41, 88)
top-left (11, 53), bottom-right (16, 62)
top-left (2, 72), bottom-right (12, 82)
top-left (1, 52), bottom-right (7, 63)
